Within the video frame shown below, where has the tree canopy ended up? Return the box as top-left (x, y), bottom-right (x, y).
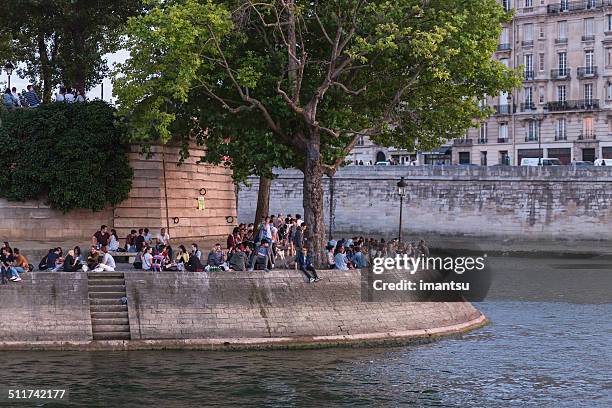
top-left (113, 0), bottom-right (520, 262)
top-left (0, 0), bottom-right (143, 101)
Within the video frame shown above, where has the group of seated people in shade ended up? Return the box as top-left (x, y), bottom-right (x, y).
top-left (2, 221), bottom-right (430, 284)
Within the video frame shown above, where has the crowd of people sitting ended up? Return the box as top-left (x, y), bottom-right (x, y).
top-left (1, 218), bottom-right (430, 285)
top-left (2, 85), bottom-right (86, 110)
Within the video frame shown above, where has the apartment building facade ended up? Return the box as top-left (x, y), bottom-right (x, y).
top-left (455, 0), bottom-right (612, 165)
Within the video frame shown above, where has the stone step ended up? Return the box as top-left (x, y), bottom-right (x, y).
top-left (87, 284), bottom-right (126, 293)
top-left (91, 324), bottom-right (131, 333)
top-left (89, 291), bottom-right (127, 299)
top-left (89, 304), bottom-right (128, 313)
top-left (89, 298), bottom-right (125, 306)
top-left (92, 318), bottom-right (129, 326)
top-left (88, 272), bottom-right (124, 279)
top-left (91, 311), bottom-right (129, 319)
top-left (87, 278), bottom-right (126, 286)
top-left (92, 332), bottom-right (131, 341)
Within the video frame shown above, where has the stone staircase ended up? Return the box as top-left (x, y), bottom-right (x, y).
top-left (88, 271), bottom-right (131, 341)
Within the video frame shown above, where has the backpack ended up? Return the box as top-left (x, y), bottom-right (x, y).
top-left (187, 254), bottom-right (204, 272)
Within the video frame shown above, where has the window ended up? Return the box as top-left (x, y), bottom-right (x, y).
top-left (583, 117), bottom-right (594, 138)
top-left (587, 0), bottom-right (596, 9)
top-left (538, 54), bottom-right (545, 71)
top-left (607, 82), bottom-right (612, 100)
top-left (479, 122), bottom-right (488, 141)
top-left (584, 18), bottom-right (594, 36)
top-left (561, 0), bottom-right (569, 12)
top-left (539, 26), bottom-right (545, 39)
top-left (584, 83), bottom-right (593, 102)
top-left (524, 54), bottom-right (533, 78)
top-left (500, 58), bottom-right (509, 68)
top-left (585, 50), bottom-right (594, 73)
top-left (607, 15), bottom-right (612, 32)
top-left (557, 85), bottom-right (566, 103)
top-left (556, 118), bottom-right (567, 140)
top-left (356, 136), bottom-right (365, 146)
top-left (525, 0), bottom-right (533, 7)
top-left (500, 151), bottom-right (509, 165)
top-left (607, 49), bottom-right (612, 67)
top-left (501, 27), bottom-right (510, 45)
top-left (499, 123), bottom-right (508, 141)
top-left (524, 24), bottom-right (534, 42)
top-left (502, 0), bottom-right (512, 12)
top-left (539, 86), bottom-right (545, 103)
top-left (458, 152), bottom-right (471, 165)
top-left (525, 87), bottom-right (533, 105)
top-left (558, 21), bottom-right (567, 40)
top-left (558, 52), bottom-right (567, 73)
top-left (527, 120), bottom-right (539, 141)
top-left (478, 96), bottom-right (488, 108)
top-left (480, 151), bottom-right (488, 166)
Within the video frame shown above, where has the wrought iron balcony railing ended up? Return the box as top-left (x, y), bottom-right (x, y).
top-left (551, 68), bottom-right (570, 79)
top-left (520, 102), bottom-right (537, 111)
top-left (453, 138), bottom-right (473, 146)
top-left (578, 131), bottom-right (597, 140)
top-left (477, 138), bottom-right (488, 144)
top-left (577, 66), bottom-right (597, 78)
top-left (497, 43), bottom-right (512, 51)
top-left (494, 104), bottom-right (516, 115)
top-left (545, 99), bottom-right (599, 111)
top-left (547, 0), bottom-right (609, 14)
top-left (523, 70), bottom-right (535, 80)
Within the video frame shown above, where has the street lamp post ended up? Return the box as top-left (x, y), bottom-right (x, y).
top-left (4, 62), bottom-right (14, 90)
top-left (397, 176), bottom-right (407, 243)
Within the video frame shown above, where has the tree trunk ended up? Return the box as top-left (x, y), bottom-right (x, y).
top-left (37, 33), bottom-right (52, 103)
top-left (254, 175), bottom-right (271, 231)
top-left (302, 133), bottom-right (326, 267)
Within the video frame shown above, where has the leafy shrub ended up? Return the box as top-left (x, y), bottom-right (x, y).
top-left (0, 101), bottom-right (133, 212)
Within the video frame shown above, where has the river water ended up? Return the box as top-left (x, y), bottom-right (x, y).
top-left (2, 255), bottom-right (611, 407)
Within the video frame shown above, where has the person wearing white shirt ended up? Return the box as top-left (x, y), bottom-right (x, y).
top-left (11, 87), bottom-right (21, 107)
top-left (156, 228), bottom-right (170, 246)
top-left (64, 88), bottom-right (75, 103)
top-left (94, 247), bottom-right (116, 272)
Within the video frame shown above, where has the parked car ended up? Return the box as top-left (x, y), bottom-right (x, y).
top-left (594, 159), bottom-right (612, 166)
top-left (571, 161), bottom-right (593, 166)
top-left (520, 158), bottom-right (561, 166)
top-left (375, 161), bottom-right (390, 166)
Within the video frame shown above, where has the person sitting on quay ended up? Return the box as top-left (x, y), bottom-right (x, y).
top-left (1, 246), bottom-right (21, 282)
top-left (191, 243), bottom-right (202, 261)
top-left (13, 248), bottom-right (30, 275)
top-left (93, 247), bottom-right (116, 272)
top-left (228, 244), bottom-right (248, 271)
top-left (350, 246), bottom-right (369, 269)
top-left (92, 225), bottom-right (110, 249)
top-left (142, 246), bottom-right (154, 271)
top-left (3, 88), bottom-right (16, 111)
top-left (227, 226), bottom-right (242, 250)
top-left (135, 229), bottom-right (146, 253)
top-left (326, 242), bottom-right (336, 269)
top-left (207, 243), bottom-right (226, 270)
top-left (55, 86), bottom-right (66, 103)
top-left (295, 246), bottom-right (320, 283)
top-left (108, 229), bottom-right (121, 252)
top-left (63, 249), bottom-right (82, 272)
top-left (186, 248), bottom-right (204, 272)
top-left (143, 228), bottom-right (153, 247)
top-left (156, 228), bottom-right (172, 258)
top-left (24, 85), bottom-right (41, 107)
top-left (64, 87), bottom-right (75, 103)
top-left (175, 245), bottom-right (189, 271)
top-left (334, 245), bottom-right (351, 270)
top-left (85, 246), bottom-right (100, 272)
top-left (125, 229), bottom-right (138, 252)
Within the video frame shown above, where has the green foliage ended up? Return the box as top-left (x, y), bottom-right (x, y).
top-left (114, 0), bottom-right (520, 179)
top-left (0, 101), bottom-right (133, 212)
top-left (0, 0), bottom-right (144, 101)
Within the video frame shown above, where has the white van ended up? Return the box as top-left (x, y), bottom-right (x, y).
top-left (594, 159), bottom-right (612, 166)
top-left (520, 158), bottom-right (562, 166)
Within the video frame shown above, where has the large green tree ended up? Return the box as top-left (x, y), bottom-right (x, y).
top-left (114, 0), bottom-right (519, 264)
top-left (0, 0), bottom-right (143, 101)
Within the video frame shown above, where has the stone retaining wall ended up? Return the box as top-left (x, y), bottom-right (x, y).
top-left (238, 166), bottom-right (612, 239)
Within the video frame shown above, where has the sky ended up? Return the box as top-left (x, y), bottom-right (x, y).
top-left (0, 49), bottom-right (130, 103)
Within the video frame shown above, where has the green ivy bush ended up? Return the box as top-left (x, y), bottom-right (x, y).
top-left (0, 101), bottom-right (133, 212)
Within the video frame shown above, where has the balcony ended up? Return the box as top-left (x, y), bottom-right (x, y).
top-left (453, 138), bottom-right (473, 146)
top-left (577, 66), bottom-right (598, 78)
top-left (545, 99), bottom-right (599, 111)
top-left (555, 38), bottom-right (568, 44)
top-left (520, 102), bottom-right (537, 111)
top-left (497, 43), bottom-right (512, 51)
top-left (521, 40), bottom-right (534, 47)
top-left (524, 135), bottom-right (539, 142)
top-left (578, 131), bottom-right (597, 140)
top-left (498, 137), bottom-right (509, 143)
top-left (523, 70), bottom-right (535, 80)
top-left (582, 35), bottom-right (596, 42)
top-left (494, 104), bottom-right (516, 115)
top-left (555, 133), bottom-right (568, 141)
top-left (551, 68), bottom-right (571, 80)
top-left (478, 138), bottom-right (488, 144)
top-left (547, 0), bottom-right (609, 14)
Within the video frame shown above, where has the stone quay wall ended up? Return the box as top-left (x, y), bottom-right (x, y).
top-left (0, 270), bottom-right (485, 350)
top-left (238, 166), bottom-right (612, 240)
top-left (0, 144), bottom-right (237, 242)
top-left (0, 272), bottom-right (92, 342)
